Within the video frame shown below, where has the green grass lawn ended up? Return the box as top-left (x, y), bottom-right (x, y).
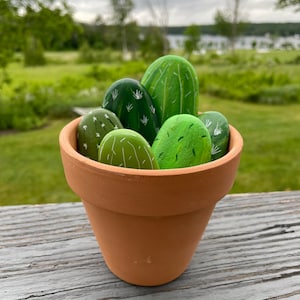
top-left (1, 50), bottom-right (299, 205)
top-left (1, 95), bottom-right (299, 206)
top-left (0, 119), bottom-right (79, 205)
top-left (4, 62), bottom-right (91, 87)
top-left (201, 96), bottom-right (300, 193)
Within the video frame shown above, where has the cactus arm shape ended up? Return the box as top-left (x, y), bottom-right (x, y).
top-left (152, 114), bottom-right (212, 169)
top-left (77, 108), bottom-right (123, 161)
top-left (98, 128), bottom-right (159, 170)
top-left (141, 55), bottom-right (199, 124)
top-left (103, 78), bottom-right (160, 145)
top-left (198, 111), bottom-right (230, 161)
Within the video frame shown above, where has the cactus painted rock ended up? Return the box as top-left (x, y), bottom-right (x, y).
top-left (102, 78), bottom-right (160, 145)
top-left (77, 108), bottom-right (123, 161)
top-left (141, 55), bottom-right (199, 124)
top-left (198, 111), bottom-right (230, 161)
top-left (152, 114), bottom-right (212, 169)
top-left (98, 129), bottom-right (159, 169)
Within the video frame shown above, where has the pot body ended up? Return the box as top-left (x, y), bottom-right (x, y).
top-left (59, 117), bottom-right (243, 286)
top-left (83, 200), bottom-right (214, 286)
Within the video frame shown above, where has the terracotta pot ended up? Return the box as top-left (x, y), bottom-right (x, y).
top-left (59, 117), bottom-right (243, 286)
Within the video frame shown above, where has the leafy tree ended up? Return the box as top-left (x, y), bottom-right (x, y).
top-left (0, 0), bottom-right (81, 67)
top-left (214, 0), bottom-right (246, 53)
top-left (275, 0), bottom-right (300, 11)
top-left (82, 16), bottom-right (108, 50)
top-left (110, 0), bottom-right (134, 59)
top-left (20, 0), bottom-right (81, 51)
top-left (125, 21), bottom-right (140, 59)
top-left (183, 24), bottom-right (200, 59)
top-left (146, 0), bottom-right (169, 55)
top-left (0, 0), bottom-right (20, 77)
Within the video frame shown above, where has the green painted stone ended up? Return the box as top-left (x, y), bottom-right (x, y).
top-left (198, 111), bottom-right (230, 161)
top-left (77, 107), bottom-right (123, 161)
top-left (102, 78), bottom-right (160, 145)
top-left (152, 114), bottom-right (212, 169)
top-left (141, 55), bottom-right (199, 124)
top-left (98, 129), bottom-right (159, 169)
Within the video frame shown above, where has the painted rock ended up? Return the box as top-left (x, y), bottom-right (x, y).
top-left (98, 128), bottom-right (159, 169)
top-left (198, 111), bottom-right (230, 160)
top-left (102, 78), bottom-right (160, 145)
top-left (152, 114), bottom-right (212, 169)
top-left (77, 107), bottom-right (123, 161)
top-left (141, 55), bottom-right (199, 124)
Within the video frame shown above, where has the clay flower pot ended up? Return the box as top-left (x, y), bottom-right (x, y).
top-left (59, 117), bottom-right (243, 286)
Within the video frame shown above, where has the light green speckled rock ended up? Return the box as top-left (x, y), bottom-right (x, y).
top-left (98, 129), bottom-right (159, 169)
top-left (152, 114), bottom-right (212, 169)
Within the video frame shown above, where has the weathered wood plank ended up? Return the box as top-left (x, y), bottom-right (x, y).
top-left (0, 191), bottom-right (299, 299)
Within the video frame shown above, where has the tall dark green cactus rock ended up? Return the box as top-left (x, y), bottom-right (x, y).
top-left (198, 111), bottom-right (230, 161)
top-left (152, 114), bottom-right (212, 169)
top-left (141, 55), bottom-right (199, 124)
top-left (77, 108), bottom-right (123, 161)
top-left (102, 78), bottom-right (160, 145)
top-left (98, 129), bottom-right (159, 169)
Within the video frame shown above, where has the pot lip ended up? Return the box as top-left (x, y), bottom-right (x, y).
top-left (59, 117), bottom-right (243, 177)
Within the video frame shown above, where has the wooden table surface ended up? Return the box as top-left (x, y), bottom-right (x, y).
top-left (1, 191), bottom-right (299, 300)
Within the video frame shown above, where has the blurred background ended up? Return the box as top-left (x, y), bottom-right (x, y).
top-left (0, 0), bottom-right (299, 205)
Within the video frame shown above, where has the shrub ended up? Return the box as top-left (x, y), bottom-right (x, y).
top-left (86, 61), bottom-right (147, 82)
top-left (288, 55), bottom-right (300, 65)
top-left (77, 42), bottom-right (96, 63)
top-left (0, 99), bottom-right (13, 130)
top-left (78, 43), bottom-right (121, 63)
top-left (255, 85), bottom-right (300, 104)
top-left (199, 67), bottom-right (295, 104)
top-left (24, 36), bottom-right (46, 67)
top-left (7, 84), bottom-right (47, 130)
top-left (86, 64), bottom-right (117, 81)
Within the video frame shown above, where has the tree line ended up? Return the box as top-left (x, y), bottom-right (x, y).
top-left (167, 23), bottom-right (300, 37)
top-left (0, 0), bottom-right (299, 71)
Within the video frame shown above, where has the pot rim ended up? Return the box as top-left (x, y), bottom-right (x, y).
top-left (59, 117), bottom-right (243, 177)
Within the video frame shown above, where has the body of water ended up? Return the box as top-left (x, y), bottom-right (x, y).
top-left (168, 34), bottom-right (300, 51)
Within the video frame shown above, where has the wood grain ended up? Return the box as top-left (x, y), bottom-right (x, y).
top-left (0, 191), bottom-right (299, 299)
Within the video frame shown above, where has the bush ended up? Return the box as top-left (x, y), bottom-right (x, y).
top-left (0, 96), bottom-right (46, 131)
top-left (199, 67), bottom-right (295, 104)
top-left (77, 42), bottom-right (96, 63)
top-left (288, 55), bottom-right (300, 65)
top-left (256, 85), bottom-right (300, 104)
top-left (24, 36), bottom-right (46, 67)
top-left (86, 61), bottom-right (147, 82)
top-left (78, 43), bottom-right (120, 63)
top-left (0, 99), bottom-right (13, 130)
top-left (5, 84), bottom-right (48, 130)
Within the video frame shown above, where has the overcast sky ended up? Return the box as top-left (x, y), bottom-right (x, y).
top-left (68, 0), bottom-right (299, 25)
